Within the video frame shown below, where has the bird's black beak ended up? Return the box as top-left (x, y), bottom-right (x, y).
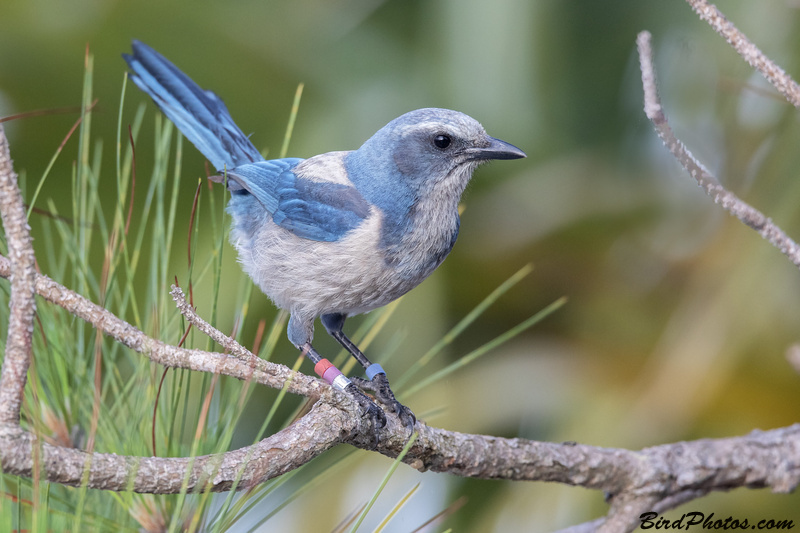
top-left (471, 136), bottom-right (527, 161)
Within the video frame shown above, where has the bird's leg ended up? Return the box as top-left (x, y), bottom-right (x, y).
top-left (334, 333), bottom-right (417, 429)
top-left (300, 342), bottom-right (386, 433)
top-left (320, 314), bottom-right (416, 429)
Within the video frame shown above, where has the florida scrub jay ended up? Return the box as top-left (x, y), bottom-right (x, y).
top-left (124, 41), bottom-right (525, 430)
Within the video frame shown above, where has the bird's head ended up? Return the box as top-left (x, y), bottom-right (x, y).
top-left (344, 108), bottom-right (525, 238)
top-left (353, 108), bottom-right (525, 194)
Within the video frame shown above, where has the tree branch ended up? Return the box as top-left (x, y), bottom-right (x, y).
top-left (0, 124), bottom-right (37, 428)
top-left (0, 400), bottom-right (348, 492)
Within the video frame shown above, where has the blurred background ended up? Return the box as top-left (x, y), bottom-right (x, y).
top-left (2, 0), bottom-right (800, 530)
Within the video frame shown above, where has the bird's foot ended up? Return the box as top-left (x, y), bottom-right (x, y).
top-left (352, 373), bottom-right (416, 430)
top-left (343, 383), bottom-right (386, 445)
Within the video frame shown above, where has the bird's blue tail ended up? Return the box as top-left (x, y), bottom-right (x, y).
top-left (123, 41), bottom-right (263, 170)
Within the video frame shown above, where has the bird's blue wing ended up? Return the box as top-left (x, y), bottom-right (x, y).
top-left (226, 159), bottom-right (370, 242)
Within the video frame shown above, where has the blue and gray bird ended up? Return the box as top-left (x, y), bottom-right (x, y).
top-left (124, 41), bottom-right (525, 430)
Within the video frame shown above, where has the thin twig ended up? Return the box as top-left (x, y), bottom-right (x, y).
top-left (0, 104), bottom-right (86, 124)
top-left (686, 0), bottom-right (800, 107)
top-left (636, 31), bottom-right (800, 270)
top-left (170, 285), bottom-right (257, 361)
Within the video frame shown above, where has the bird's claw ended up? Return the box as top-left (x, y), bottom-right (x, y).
top-left (344, 383), bottom-right (386, 446)
top-left (352, 373), bottom-right (416, 430)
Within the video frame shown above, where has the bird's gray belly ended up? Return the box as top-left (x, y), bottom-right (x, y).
top-left (231, 208), bottom-right (450, 318)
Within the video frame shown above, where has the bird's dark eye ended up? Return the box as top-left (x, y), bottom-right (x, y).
top-left (433, 134), bottom-right (451, 149)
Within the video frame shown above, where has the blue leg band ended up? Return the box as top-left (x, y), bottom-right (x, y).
top-left (365, 363), bottom-right (385, 380)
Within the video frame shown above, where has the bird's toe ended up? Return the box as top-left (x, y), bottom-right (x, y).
top-left (352, 373), bottom-right (416, 430)
top-left (345, 383), bottom-right (386, 446)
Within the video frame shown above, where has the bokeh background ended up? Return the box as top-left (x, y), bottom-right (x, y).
top-left (2, 0), bottom-right (800, 530)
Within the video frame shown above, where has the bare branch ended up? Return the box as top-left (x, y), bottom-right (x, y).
top-left (564, 426), bottom-right (800, 532)
top-left (407, 422), bottom-right (800, 490)
top-left (636, 31), bottom-right (800, 270)
top-left (686, 0), bottom-right (800, 107)
top-left (0, 124), bottom-right (36, 427)
top-left (170, 284), bottom-right (256, 361)
top-left (0, 401), bottom-right (349, 492)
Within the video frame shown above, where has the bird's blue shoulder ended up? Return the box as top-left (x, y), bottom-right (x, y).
top-left (226, 155), bottom-right (370, 242)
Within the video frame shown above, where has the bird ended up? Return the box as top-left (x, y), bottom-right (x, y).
top-left (123, 40), bottom-right (525, 432)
